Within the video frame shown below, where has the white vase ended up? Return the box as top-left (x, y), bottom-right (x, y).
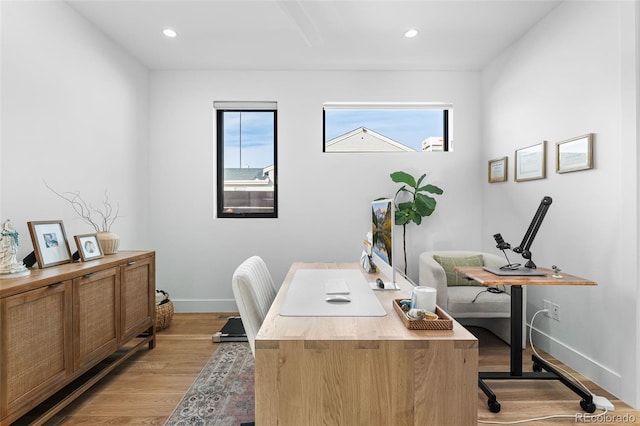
top-left (97, 231), bottom-right (120, 255)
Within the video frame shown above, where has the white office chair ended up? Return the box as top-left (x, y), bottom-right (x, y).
top-left (419, 250), bottom-right (526, 347)
top-left (231, 255), bottom-right (277, 357)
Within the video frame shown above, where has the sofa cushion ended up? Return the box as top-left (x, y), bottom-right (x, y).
top-left (433, 254), bottom-right (484, 286)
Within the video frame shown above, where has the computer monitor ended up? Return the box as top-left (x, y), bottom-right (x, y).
top-left (371, 198), bottom-right (396, 287)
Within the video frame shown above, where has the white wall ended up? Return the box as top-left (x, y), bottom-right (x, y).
top-left (482, 0), bottom-right (639, 407)
top-left (148, 70), bottom-right (483, 311)
top-left (0, 1), bottom-right (150, 254)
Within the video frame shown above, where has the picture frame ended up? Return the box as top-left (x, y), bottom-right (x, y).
top-left (556, 133), bottom-right (594, 174)
top-left (74, 233), bottom-right (104, 261)
top-left (27, 220), bottom-right (73, 268)
top-left (515, 141), bottom-right (546, 182)
top-left (488, 157), bottom-right (508, 183)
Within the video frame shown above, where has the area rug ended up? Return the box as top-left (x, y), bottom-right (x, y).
top-left (164, 342), bottom-right (254, 426)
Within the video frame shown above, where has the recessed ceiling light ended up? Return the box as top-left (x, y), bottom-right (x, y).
top-left (404, 29), bottom-right (418, 38)
top-left (163, 28), bottom-right (178, 38)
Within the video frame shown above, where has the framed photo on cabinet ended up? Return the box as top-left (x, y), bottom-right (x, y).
top-left (515, 141), bottom-right (546, 182)
top-left (556, 133), bottom-right (593, 173)
top-left (488, 157), bottom-right (508, 183)
top-left (27, 220), bottom-right (73, 268)
top-left (74, 233), bottom-right (104, 261)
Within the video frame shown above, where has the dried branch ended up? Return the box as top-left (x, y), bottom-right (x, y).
top-left (44, 180), bottom-right (119, 232)
top-left (92, 188), bottom-right (121, 232)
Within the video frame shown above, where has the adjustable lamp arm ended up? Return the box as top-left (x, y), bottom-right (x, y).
top-left (512, 196), bottom-right (552, 268)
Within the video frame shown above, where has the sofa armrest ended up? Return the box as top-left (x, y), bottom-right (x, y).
top-left (418, 252), bottom-right (449, 308)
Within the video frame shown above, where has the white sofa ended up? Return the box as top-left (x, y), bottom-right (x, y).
top-left (418, 250), bottom-right (525, 347)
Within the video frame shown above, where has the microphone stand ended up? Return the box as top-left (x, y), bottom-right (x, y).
top-left (493, 233), bottom-right (520, 270)
top-left (512, 196), bottom-right (552, 269)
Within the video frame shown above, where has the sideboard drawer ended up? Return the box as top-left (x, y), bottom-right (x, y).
top-left (0, 282), bottom-right (72, 420)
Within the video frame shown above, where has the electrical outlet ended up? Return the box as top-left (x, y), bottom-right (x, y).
top-left (551, 303), bottom-right (560, 321)
top-left (543, 299), bottom-right (552, 318)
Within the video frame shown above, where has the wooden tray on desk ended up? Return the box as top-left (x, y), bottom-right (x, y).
top-left (393, 299), bottom-right (453, 330)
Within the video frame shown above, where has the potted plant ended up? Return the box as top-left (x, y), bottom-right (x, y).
top-left (391, 171), bottom-right (443, 274)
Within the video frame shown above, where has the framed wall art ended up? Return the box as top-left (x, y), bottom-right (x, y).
top-left (556, 133), bottom-right (594, 174)
top-left (488, 157), bottom-right (508, 183)
top-left (74, 233), bottom-right (104, 261)
top-left (27, 220), bottom-right (73, 268)
top-left (515, 141), bottom-right (546, 182)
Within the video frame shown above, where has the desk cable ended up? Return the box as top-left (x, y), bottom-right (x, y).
top-left (528, 309), bottom-right (591, 396)
top-left (471, 285), bottom-right (506, 303)
top-left (478, 308), bottom-right (613, 424)
top-left (478, 410), bottom-right (608, 424)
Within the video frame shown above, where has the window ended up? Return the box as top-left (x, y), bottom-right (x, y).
top-left (323, 102), bottom-right (452, 152)
top-left (215, 101), bottom-right (277, 218)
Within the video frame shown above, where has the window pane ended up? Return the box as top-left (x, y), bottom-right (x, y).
top-left (216, 109), bottom-right (277, 218)
top-left (324, 106), bottom-right (450, 152)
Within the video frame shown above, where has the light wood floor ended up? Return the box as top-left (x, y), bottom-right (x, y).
top-left (40, 313), bottom-right (638, 425)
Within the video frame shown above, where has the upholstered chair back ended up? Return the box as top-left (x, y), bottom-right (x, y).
top-left (232, 256), bottom-right (277, 357)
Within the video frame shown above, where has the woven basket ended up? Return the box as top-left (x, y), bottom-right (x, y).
top-left (155, 301), bottom-right (174, 331)
top-left (393, 299), bottom-right (453, 330)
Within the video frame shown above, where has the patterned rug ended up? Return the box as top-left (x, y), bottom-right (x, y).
top-left (164, 342), bottom-right (255, 426)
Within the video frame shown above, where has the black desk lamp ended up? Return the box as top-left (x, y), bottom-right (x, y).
top-left (512, 196), bottom-right (552, 269)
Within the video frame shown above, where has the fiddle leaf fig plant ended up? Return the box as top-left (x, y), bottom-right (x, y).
top-left (391, 171), bottom-right (443, 274)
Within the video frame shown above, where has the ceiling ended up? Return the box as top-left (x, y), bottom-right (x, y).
top-left (66, 0), bottom-right (562, 71)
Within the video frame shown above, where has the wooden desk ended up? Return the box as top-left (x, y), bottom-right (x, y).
top-left (255, 262), bottom-right (478, 426)
top-left (455, 266), bottom-right (596, 414)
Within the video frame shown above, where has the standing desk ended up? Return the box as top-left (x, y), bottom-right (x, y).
top-left (455, 266), bottom-right (597, 414)
top-left (255, 262), bottom-right (478, 426)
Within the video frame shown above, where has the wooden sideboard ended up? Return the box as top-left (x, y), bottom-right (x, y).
top-left (0, 250), bottom-right (156, 425)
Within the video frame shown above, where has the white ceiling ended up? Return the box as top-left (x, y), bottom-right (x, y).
top-left (66, 0), bottom-right (562, 71)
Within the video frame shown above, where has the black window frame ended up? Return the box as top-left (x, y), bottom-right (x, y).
top-left (215, 106), bottom-right (278, 219)
top-left (322, 103), bottom-right (452, 152)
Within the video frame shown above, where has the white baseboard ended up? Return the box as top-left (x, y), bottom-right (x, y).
top-left (529, 324), bottom-right (622, 400)
top-left (171, 299), bottom-right (238, 313)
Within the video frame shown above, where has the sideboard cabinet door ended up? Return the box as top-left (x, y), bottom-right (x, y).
top-left (120, 256), bottom-right (155, 342)
top-left (0, 281), bottom-right (72, 420)
top-left (73, 267), bottom-right (120, 371)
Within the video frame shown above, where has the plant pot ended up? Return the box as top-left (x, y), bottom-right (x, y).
top-left (97, 231), bottom-right (120, 255)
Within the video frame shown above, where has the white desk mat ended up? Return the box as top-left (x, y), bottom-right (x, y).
top-left (279, 269), bottom-right (387, 317)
